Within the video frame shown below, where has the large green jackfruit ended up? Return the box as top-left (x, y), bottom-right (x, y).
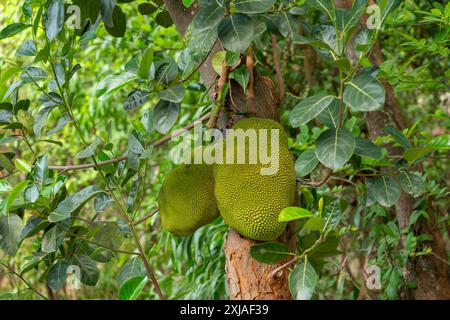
top-left (158, 164), bottom-right (219, 236)
top-left (214, 118), bottom-right (296, 241)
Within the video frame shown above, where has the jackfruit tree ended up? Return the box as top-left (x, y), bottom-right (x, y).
top-left (0, 0), bottom-right (449, 302)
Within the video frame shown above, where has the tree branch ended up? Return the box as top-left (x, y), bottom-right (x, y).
top-left (48, 112), bottom-right (211, 171)
top-left (297, 168), bottom-right (333, 187)
top-left (271, 35), bottom-right (284, 101)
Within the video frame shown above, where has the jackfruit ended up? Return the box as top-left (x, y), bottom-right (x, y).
top-left (158, 164), bottom-right (219, 236)
top-left (214, 118), bottom-right (296, 241)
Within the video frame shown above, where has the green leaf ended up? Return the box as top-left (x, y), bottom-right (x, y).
top-left (0, 181), bottom-right (11, 193)
top-left (16, 109), bottom-right (34, 135)
top-left (44, 0), bottom-right (64, 41)
top-left (70, 254), bottom-right (99, 286)
top-left (153, 100), bottom-right (180, 134)
top-left (289, 260), bottom-right (318, 300)
top-left (128, 131), bottom-right (145, 155)
top-left (399, 172), bottom-right (425, 197)
top-left (315, 128), bottom-right (355, 170)
top-left (278, 12), bottom-right (300, 38)
top-left (20, 67), bottom-right (48, 83)
top-left (182, 0), bottom-right (194, 7)
top-left (117, 256), bottom-right (146, 285)
top-left (153, 58), bottom-right (178, 85)
top-left (316, 100), bottom-right (339, 128)
top-left (303, 216), bottom-right (324, 231)
top-left (0, 214), bottom-right (23, 256)
top-left (94, 193), bottom-right (112, 212)
top-left (0, 23), bottom-right (31, 40)
top-left (119, 276), bottom-right (148, 300)
top-left (92, 221), bottom-right (126, 250)
top-left (155, 11), bottom-right (173, 28)
top-left (20, 216), bottom-right (48, 241)
top-left (192, 4), bottom-right (225, 32)
top-left (76, 137), bottom-right (99, 159)
top-left (158, 84), bottom-right (185, 103)
top-left (403, 146), bottom-right (432, 162)
top-left (428, 134), bottom-right (449, 150)
top-left (279, 207), bottom-right (314, 222)
top-left (218, 13), bottom-right (254, 53)
top-left (96, 72), bottom-right (137, 100)
top-left (354, 137), bottom-right (382, 159)
top-left (17, 40), bottom-right (37, 56)
top-left (178, 22), bottom-right (217, 76)
top-left (105, 5), bottom-right (127, 38)
top-left (100, 0), bottom-right (116, 27)
top-left (229, 66), bottom-right (249, 93)
top-left (124, 90), bottom-right (150, 111)
top-left (34, 155), bottom-right (49, 184)
top-left (0, 153), bottom-right (14, 174)
top-left (33, 106), bottom-right (53, 138)
top-left (343, 75), bottom-right (385, 112)
top-left (235, 0), bottom-right (275, 13)
top-left (47, 261), bottom-right (69, 291)
top-left (384, 127), bottom-right (411, 149)
top-left (290, 94), bottom-right (336, 127)
top-left (323, 200), bottom-right (341, 233)
top-left (15, 159), bottom-right (31, 173)
top-left (3, 180), bottom-right (30, 216)
top-left (211, 51), bottom-right (240, 74)
top-left (41, 224), bottom-right (66, 253)
top-left (141, 108), bottom-right (153, 134)
top-left (295, 149), bottom-right (319, 177)
top-left (250, 242), bottom-right (291, 264)
top-left (48, 186), bottom-right (104, 222)
top-left (368, 176), bottom-right (401, 207)
top-left (137, 3), bottom-right (157, 15)
top-left (335, 0), bottom-right (367, 33)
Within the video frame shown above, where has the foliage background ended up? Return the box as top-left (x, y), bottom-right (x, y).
top-left (0, 0), bottom-right (448, 300)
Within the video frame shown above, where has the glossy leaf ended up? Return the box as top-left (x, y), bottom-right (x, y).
top-left (250, 242), bottom-right (291, 264)
top-left (290, 94), bottom-right (336, 127)
top-left (343, 75), bottom-right (385, 112)
top-left (315, 128), bottom-right (355, 170)
top-left (289, 260), bottom-right (318, 300)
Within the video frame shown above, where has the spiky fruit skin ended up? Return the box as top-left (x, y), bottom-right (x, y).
top-left (158, 164), bottom-right (219, 237)
top-left (214, 118), bottom-right (296, 241)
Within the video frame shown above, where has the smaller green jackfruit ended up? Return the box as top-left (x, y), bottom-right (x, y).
top-left (158, 164), bottom-right (219, 236)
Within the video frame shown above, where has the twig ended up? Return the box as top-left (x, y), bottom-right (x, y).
top-left (297, 168), bottom-right (333, 187)
top-left (206, 61), bottom-right (230, 129)
top-left (48, 112), bottom-right (211, 171)
top-left (270, 235), bottom-right (325, 279)
top-left (246, 46), bottom-right (256, 114)
top-left (134, 208), bottom-right (159, 226)
top-left (270, 256), bottom-right (298, 278)
top-left (0, 263), bottom-right (48, 300)
top-left (271, 35), bottom-right (284, 101)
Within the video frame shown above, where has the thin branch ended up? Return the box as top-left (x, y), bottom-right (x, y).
top-left (297, 168), bottom-right (333, 187)
top-left (134, 208), bottom-right (159, 226)
top-left (270, 256), bottom-right (298, 279)
top-left (271, 35), bottom-right (284, 101)
top-left (246, 46), bottom-right (256, 114)
top-left (48, 112), bottom-right (211, 171)
top-left (206, 61), bottom-right (230, 129)
top-left (0, 263), bottom-right (48, 300)
top-left (270, 235), bottom-right (325, 279)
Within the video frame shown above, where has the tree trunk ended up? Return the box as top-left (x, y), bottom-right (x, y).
top-left (337, 0), bottom-right (450, 299)
top-left (365, 45), bottom-right (450, 300)
top-left (163, 0), bottom-right (295, 300)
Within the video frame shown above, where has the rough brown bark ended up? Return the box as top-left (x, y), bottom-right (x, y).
top-left (366, 55), bottom-right (450, 300)
top-left (342, 0), bottom-right (450, 299)
top-left (163, 0), bottom-right (295, 300)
